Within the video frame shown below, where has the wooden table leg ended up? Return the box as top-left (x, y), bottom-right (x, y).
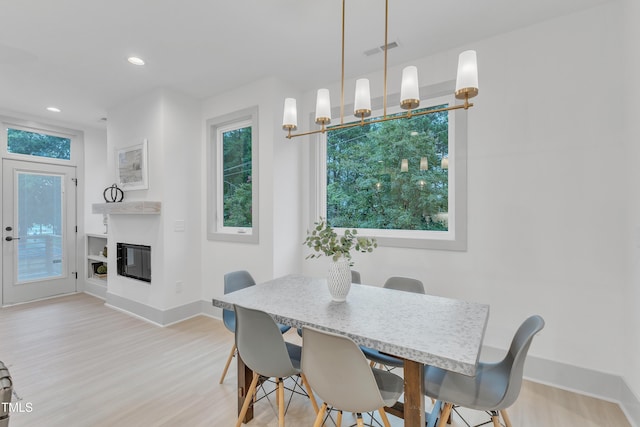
top-left (403, 359), bottom-right (425, 427)
top-left (237, 353), bottom-right (254, 423)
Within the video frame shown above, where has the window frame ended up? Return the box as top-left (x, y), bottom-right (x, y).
top-left (206, 106), bottom-right (259, 244)
top-left (1, 118), bottom-right (79, 165)
top-left (310, 81), bottom-right (468, 251)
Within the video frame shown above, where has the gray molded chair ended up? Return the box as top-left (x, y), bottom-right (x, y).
top-left (234, 305), bottom-right (318, 427)
top-left (382, 276), bottom-right (424, 294)
top-left (297, 270), bottom-right (361, 338)
top-left (219, 271), bottom-right (291, 384)
top-left (302, 326), bottom-right (404, 427)
top-left (350, 270), bottom-right (361, 286)
top-left (425, 315), bottom-right (545, 427)
top-left (360, 276), bottom-right (425, 368)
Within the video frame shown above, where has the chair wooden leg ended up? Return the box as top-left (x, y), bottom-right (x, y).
top-left (277, 378), bottom-right (285, 427)
top-left (356, 413), bottom-right (365, 427)
top-left (300, 373), bottom-right (319, 414)
top-left (219, 344), bottom-right (236, 384)
top-left (336, 410), bottom-right (342, 427)
top-left (500, 409), bottom-right (513, 427)
top-left (491, 413), bottom-right (501, 427)
top-left (437, 403), bottom-right (453, 427)
top-left (378, 407), bottom-right (391, 427)
top-left (235, 372), bottom-right (259, 427)
top-left (313, 403), bottom-right (327, 427)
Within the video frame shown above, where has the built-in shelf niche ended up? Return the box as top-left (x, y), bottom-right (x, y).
top-left (92, 201), bottom-right (161, 215)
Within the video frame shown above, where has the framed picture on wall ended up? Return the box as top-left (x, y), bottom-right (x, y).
top-left (116, 139), bottom-right (148, 191)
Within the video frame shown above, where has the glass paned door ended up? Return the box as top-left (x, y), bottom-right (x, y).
top-left (2, 159), bottom-right (76, 304)
top-left (17, 173), bottom-right (64, 282)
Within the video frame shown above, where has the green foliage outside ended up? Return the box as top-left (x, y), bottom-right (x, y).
top-left (327, 106), bottom-right (449, 231)
top-left (18, 174), bottom-right (62, 236)
top-left (222, 126), bottom-right (252, 228)
top-left (8, 128), bottom-right (71, 160)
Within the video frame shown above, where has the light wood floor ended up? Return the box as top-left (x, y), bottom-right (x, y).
top-left (0, 293), bottom-right (631, 427)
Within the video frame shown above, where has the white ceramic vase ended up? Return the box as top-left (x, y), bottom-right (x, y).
top-left (327, 257), bottom-right (351, 302)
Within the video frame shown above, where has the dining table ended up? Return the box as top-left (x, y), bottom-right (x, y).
top-left (211, 274), bottom-right (489, 427)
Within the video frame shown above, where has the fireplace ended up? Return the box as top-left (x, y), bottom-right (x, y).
top-left (117, 243), bottom-right (151, 283)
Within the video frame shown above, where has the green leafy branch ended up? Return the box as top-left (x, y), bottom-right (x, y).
top-left (303, 218), bottom-right (377, 265)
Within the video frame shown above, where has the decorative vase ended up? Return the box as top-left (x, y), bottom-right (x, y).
top-left (327, 257), bottom-right (351, 302)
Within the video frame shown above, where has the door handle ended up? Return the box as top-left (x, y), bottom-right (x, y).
top-left (5, 236), bottom-right (20, 241)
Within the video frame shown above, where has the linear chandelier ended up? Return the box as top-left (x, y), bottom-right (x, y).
top-left (282, 0), bottom-right (479, 139)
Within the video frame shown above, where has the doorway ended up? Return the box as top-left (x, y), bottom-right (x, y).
top-left (2, 159), bottom-right (77, 304)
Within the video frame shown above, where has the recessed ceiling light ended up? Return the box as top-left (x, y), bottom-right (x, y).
top-left (410, 131), bottom-right (419, 136)
top-left (46, 106), bottom-right (62, 113)
top-left (127, 56), bottom-right (145, 66)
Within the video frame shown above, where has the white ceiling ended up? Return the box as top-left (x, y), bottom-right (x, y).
top-left (0, 0), bottom-right (611, 129)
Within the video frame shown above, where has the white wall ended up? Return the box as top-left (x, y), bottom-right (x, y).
top-left (622, 0), bottom-right (640, 414)
top-left (272, 79), bottom-right (304, 278)
top-left (106, 88), bottom-right (201, 312)
top-left (157, 90), bottom-right (202, 309)
top-left (83, 126), bottom-right (109, 234)
top-left (301, 1), bottom-right (630, 385)
top-left (106, 90), bottom-right (165, 308)
top-left (200, 77), bottom-right (303, 304)
top-left (463, 3), bottom-right (626, 373)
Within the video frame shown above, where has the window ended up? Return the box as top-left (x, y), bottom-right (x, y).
top-left (218, 121), bottom-right (252, 229)
top-left (207, 107), bottom-right (259, 243)
top-left (7, 127), bottom-right (71, 160)
top-left (2, 117), bottom-right (80, 166)
top-left (315, 83), bottom-right (467, 250)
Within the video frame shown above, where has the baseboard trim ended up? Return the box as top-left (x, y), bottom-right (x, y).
top-left (201, 300), bottom-right (221, 319)
top-left (482, 345), bottom-right (639, 427)
top-left (104, 292), bottom-right (202, 327)
top-left (92, 292), bottom-right (640, 426)
top-left (83, 282), bottom-right (107, 300)
top-left (622, 380), bottom-right (640, 427)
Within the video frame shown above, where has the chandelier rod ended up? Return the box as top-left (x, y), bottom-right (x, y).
top-left (340, 0), bottom-right (345, 125)
top-left (383, 0), bottom-right (388, 119)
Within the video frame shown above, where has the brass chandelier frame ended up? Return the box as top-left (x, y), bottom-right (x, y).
top-left (282, 0), bottom-right (477, 139)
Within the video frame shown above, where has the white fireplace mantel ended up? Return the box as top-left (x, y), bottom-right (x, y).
top-left (92, 201), bottom-right (161, 215)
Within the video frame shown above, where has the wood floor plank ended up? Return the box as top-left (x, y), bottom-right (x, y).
top-left (0, 293), bottom-right (632, 426)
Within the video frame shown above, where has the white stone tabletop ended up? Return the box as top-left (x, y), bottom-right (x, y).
top-left (212, 274), bottom-right (489, 376)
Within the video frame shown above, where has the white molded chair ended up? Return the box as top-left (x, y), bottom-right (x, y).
top-left (302, 326), bottom-right (404, 427)
top-left (425, 315), bottom-right (545, 427)
top-left (219, 271), bottom-right (291, 384)
top-left (234, 305), bottom-right (318, 427)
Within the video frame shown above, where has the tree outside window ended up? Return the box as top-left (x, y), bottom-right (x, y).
top-left (222, 126), bottom-right (252, 228)
top-left (7, 128), bottom-right (71, 160)
top-left (327, 105), bottom-right (449, 232)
